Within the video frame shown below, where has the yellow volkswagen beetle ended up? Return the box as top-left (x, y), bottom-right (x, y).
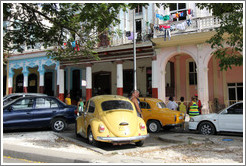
top-left (75, 95), bottom-right (149, 147)
top-left (139, 98), bottom-right (185, 133)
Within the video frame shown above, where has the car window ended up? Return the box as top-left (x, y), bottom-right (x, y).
top-left (11, 99), bottom-right (34, 110)
top-left (227, 103), bottom-right (243, 114)
top-left (35, 98), bottom-right (59, 108)
top-left (157, 102), bottom-right (166, 108)
top-left (5, 95), bottom-right (22, 103)
top-left (140, 102), bottom-right (151, 109)
top-left (88, 101), bottom-right (95, 113)
top-left (101, 100), bottom-right (133, 111)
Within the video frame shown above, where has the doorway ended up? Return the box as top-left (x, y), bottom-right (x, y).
top-left (28, 73), bottom-right (38, 93)
top-left (15, 74), bottom-right (23, 93)
top-left (44, 72), bottom-right (53, 96)
top-left (92, 72), bottom-right (111, 96)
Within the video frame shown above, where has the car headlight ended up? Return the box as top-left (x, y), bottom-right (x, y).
top-left (189, 118), bottom-right (194, 122)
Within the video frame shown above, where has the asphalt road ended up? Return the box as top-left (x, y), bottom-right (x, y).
top-left (3, 156), bottom-right (46, 163)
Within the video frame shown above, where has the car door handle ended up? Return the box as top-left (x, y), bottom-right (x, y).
top-left (26, 112), bottom-right (31, 115)
top-left (52, 110), bottom-right (57, 113)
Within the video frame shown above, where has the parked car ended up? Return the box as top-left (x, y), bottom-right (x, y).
top-left (75, 95), bottom-right (149, 147)
top-left (3, 96), bottom-right (77, 132)
top-left (3, 93), bottom-right (47, 106)
top-left (189, 101), bottom-right (243, 135)
top-left (139, 97), bottom-right (185, 133)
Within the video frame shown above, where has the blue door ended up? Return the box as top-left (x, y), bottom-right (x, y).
top-left (3, 98), bottom-right (34, 129)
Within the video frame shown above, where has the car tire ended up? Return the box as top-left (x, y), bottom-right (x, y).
top-left (147, 120), bottom-right (161, 133)
top-left (51, 118), bottom-right (67, 132)
top-left (87, 128), bottom-right (99, 147)
top-left (198, 121), bottom-right (216, 135)
top-left (135, 140), bottom-right (144, 147)
top-left (75, 121), bottom-right (80, 137)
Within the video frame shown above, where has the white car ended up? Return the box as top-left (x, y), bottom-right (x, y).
top-left (189, 102), bottom-right (243, 135)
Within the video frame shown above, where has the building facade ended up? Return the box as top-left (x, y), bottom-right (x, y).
top-left (3, 3), bottom-right (243, 113)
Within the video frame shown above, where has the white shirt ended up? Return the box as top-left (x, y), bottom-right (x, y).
top-left (167, 101), bottom-right (178, 110)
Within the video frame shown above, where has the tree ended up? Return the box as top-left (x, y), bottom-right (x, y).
top-left (196, 3), bottom-right (243, 70)
top-left (3, 3), bottom-right (148, 62)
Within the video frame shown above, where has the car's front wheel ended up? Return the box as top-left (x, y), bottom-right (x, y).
top-left (147, 120), bottom-right (161, 133)
top-left (198, 121), bottom-right (216, 135)
top-left (135, 140), bottom-right (144, 147)
top-left (51, 118), bottom-right (67, 132)
top-left (87, 128), bottom-right (99, 147)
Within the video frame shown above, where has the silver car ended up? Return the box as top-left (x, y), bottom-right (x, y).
top-left (3, 93), bottom-right (47, 106)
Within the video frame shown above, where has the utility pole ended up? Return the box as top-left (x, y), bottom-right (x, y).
top-left (133, 9), bottom-right (137, 91)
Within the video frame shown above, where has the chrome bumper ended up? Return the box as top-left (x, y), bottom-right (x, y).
top-left (97, 134), bottom-right (149, 142)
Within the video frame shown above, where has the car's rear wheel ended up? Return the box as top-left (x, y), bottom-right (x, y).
top-left (135, 140), bottom-right (144, 147)
top-left (147, 120), bottom-right (161, 133)
top-left (198, 122), bottom-right (216, 135)
top-left (51, 118), bottom-right (67, 132)
top-left (87, 128), bottom-right (99, 147)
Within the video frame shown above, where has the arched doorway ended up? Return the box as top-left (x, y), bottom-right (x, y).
top-left (164, 54), bottom-right (197, 103)
top-left (93, 71), bottom-right (111, 96)
top-left (28, 73), bottom-right (38, 93)
top-left (15, 74), bottom-right (23, 93)
top-left (44, 72), bottom-right (53, 96)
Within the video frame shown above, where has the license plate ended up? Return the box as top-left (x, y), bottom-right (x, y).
top-left (119, 126), bottom-right (125, 131)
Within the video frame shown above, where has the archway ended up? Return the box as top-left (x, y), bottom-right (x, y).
top-left (28, 73), bottom-right (38, 93)
top-left (15, 74), bottom-right (23, 93)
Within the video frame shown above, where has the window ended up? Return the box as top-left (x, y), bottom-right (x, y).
top-left (189, 62), bottom-right (197, 85)
top-left (169, 3), bottom-right (187, 21)
top-left (135, 5), bottom-right (142, 14)
top-left (35, 98), bottom-right (58, 109)
top-left (11, 99), bottom-right (34, 110)
top-left (88, 101), bottom-right (95, 113)
top-left (228, 83), bottom-right (243, 105)
top-left (101, 100), bottom-right (133, 111)
top-left (227, 103), bottom-right (243, 114)
top-left (157, 102), bottom-right (166, 109)
top-left (140, 102), bottom-right (151, 109)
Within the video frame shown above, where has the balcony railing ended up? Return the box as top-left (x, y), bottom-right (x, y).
top-left (155, 16), bottom-right (220, 37)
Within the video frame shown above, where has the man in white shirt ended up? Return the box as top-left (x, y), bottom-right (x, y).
top-left (167, 96), bottom-right (178, 110)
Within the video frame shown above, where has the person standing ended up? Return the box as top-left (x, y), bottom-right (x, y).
top-left (166, 96), bottom-right (178, 110)
top-left (178, 96), bottom-right (187, 130)
top-left (195, 94), bottom-right (202, 114)
top-left (65, 93), bottom-right (71, 105)
top-left (188, 96), bottom-right (200, 117)
top-left (130, 90), bottom-right (143, 118)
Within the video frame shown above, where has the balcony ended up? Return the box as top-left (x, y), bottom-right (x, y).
top-left (155, 16), bottom-right (220, 38)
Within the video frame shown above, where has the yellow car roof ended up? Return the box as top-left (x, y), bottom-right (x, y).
top-left (139, 97), bottom-right (163, 103)
top-left (90, 95), bottom-right (130, 103)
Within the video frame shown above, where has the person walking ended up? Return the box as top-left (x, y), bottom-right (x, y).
top-left (178, 96), bottom-right (187, 130)
top-left (166, 96), bottom-right (178, 110)
top-left (77, 97), bottom-right (84, 115)
top-left (188, 96), bottom-right (200, 117)
top-left (65, 93), bottom-right (71, 105)
top-left (130, 90), bottom-right (143, 118)
top-left (195, 94), bottom-right (202, 114)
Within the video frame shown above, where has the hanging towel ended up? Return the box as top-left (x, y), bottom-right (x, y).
top-left (71, 41), bottom-right (76, 48)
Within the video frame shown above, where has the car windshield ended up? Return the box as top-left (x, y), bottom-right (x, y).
top-left (101, 100), bottom-right (133, 111)
top-left (157, 102), bottom-right (166, 108)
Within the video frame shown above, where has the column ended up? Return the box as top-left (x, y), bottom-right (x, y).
top-left (55, 63), bottom-right (59, 97)
top-left (116, 60), bottom-right (123, 96)
top-left (67, 67), bottom-right (71, 93)
top-left (58, 68), bottom-right (65, 101)
top-left (8, 68), bottom-right (14, 94)
top-left (197, 67), bottom-right (209, 114)
top-left (86, 63), bottom-right (92, 101)
top-left (38, 65), bottom-right (45, 93)
top-left (152, 56), bottom-right (158, 98)
top-left (22, 66), bottom-right (29, 93)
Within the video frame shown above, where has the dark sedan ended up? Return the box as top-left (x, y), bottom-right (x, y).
top-left (3, 96), bottom-right (77, 132)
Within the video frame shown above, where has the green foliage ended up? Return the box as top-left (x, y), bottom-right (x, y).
top-left (196, 3), bottom-right (243, 70)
